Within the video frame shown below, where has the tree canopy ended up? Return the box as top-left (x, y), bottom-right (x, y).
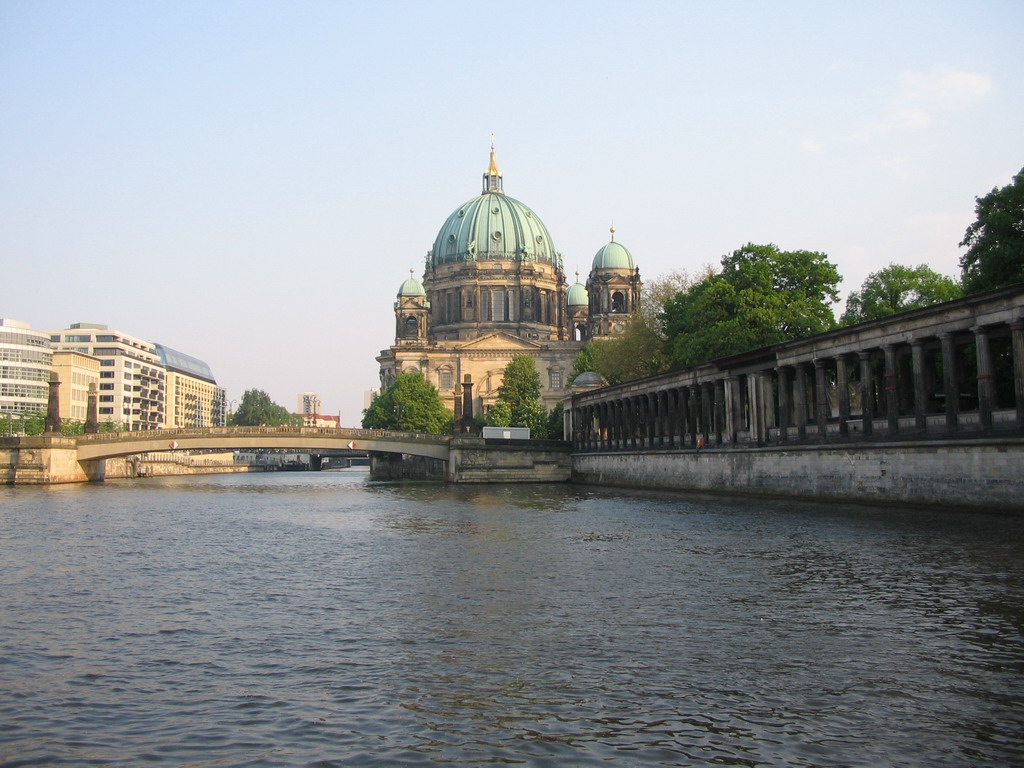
top-left (661, 243), bottom-right (841, 368)
top-left (960, 166), bottom-right (1024, 294)
top-left (486, 355), bottom-right (548, 436)
top-left (361, 372), bottom-right (452, 433)
top-left (231, 389), bottom-right (296, 426)
top-left (576, 318), bottom-right (668, 385)
top-left (841, 263), bottom-right (961, 325)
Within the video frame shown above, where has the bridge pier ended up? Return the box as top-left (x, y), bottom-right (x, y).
top-left (1, 436), bottom-right (93, 485)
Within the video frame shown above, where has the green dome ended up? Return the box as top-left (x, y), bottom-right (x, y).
top-left (398, 275), bottom-right (425, 297)
top-left (567, 281), bottom-right (589, 306)
top-left (430, 191), bottom-right (561, 269)
top-left (592, 239), bottom-right (635, 271)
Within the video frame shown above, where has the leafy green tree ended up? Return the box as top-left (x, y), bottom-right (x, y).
top-left (487, 355), bottom-right (547, 436)
top-left (960, 166), bottom-right (1024, 294)
top-left (841, 263), bottom-right (961, 324)
top-left (361, 372), bottom-right (452, 433)
top-left (0, 410), bottom-right (48, 436)
top-left (545, 401), bottom-right (564, 440)
top-left (581, 318), bottom-right (668, 385)
top-left (60, 420), bottom-right (85, 436)
top-left (662, 243), bottom-right (841, 368)
top-left (231, 389), bottom-right (296, 426)
top-left (570, 346), bottom-right (597, 385)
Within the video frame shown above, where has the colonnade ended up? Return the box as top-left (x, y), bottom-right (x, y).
top-left (570, 289), bottom-right (1024, 451)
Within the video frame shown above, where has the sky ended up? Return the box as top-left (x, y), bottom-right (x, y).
top-left (2, 1), bottom-right (1021, 424)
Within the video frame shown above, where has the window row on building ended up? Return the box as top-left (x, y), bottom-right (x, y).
top-left (1, 318), bottom-right (225, 431)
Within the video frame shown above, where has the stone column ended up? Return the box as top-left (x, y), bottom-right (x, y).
top-left (1013, 321), bottom-right (1024, 433)
top-left (657, 391), bottom-right (668, 447)
top-left (700, 383), bottom-right (712, 446)
top-left (793, 364), bottom-right (808, 440)
top-left (85, 383), bottom-right (99, 434)
top-left (45, 375), bottom-right (61, 435)
top-left (636, 394), bottom-right (647, 448)
top-left (460, 375), bottom-right (474, 434)
top-left (835, 354), bottom-right (850, 437)
top-left (859, 353), bottom-right (874, 438)
top-left (940, 332), bottom-right (959, 433)
top-left (973, 326), bottom-right (994, 431)
top-left (713, 379), bottom-right (725, 445)
top-left (883, 344), bottom-right (900, 434)
top-left (647, 393), bottom-right (655, 448)
top-left (754, 371), bottom-right (769, 446)
top-left (679, 387), bottom-right (692, 448)
top-left (911, 339), bottom-right (928, 434)
top-left (622, 397), bottom-right (630, 450)
top-left (775, 366), bottom-right (790, 443)
top-left (814, 359), bottom-right (829, 440)
top-left (727, 376), bottom-right (741, 444)
top-left (666, 390), bottom-right (677, 448)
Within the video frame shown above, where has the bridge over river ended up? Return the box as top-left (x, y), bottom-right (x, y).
top-left (73, 426), bottom-right (451, 463)
top-left (1, 426), bottom-right (571, 485)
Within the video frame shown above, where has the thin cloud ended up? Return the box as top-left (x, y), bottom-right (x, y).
top-left (901, 68), bottom-right (993, 110)
top-left (843, 67), bottom-right (992, 145)
top-left (849, 107), bottom-right (931, 143)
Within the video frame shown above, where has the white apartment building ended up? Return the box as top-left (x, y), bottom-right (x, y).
top-left (0, 318), bottom-right (52, 420)
top-left (50, 323), bottom-right (166, 430)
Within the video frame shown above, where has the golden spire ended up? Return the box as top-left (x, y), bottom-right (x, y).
top-left (610, 224), bottom-right (616, 242)
top-left (482, 132), bottom-right (504, 193)
top-left (487, 131), bottom-right (500, 176)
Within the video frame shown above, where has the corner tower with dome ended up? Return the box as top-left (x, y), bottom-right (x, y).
top-left (376, 147), bottom-right (642, 422)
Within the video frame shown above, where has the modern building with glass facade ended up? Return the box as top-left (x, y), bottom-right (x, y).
top-left (156, 344), bottom-right (226, 428)
top-left (0, 318), bottom-right (52, 422)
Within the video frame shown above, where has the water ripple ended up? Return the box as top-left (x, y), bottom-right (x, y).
top-left (1, 472), bottom-right (1023, 766)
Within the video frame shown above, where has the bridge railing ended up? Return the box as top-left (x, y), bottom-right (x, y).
top-left (74, 426), bottom-right (451, 445)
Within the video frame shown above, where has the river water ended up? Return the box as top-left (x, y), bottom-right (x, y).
top-left (1, 471), bottom-right (1022, 767)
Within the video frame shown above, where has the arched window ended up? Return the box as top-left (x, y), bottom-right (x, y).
top-left (611, 291), bottom-right (625, 313)
top-left (574, 323), bottom-right (589, 342)
top-left (404, 316), bottom-right (419, 338)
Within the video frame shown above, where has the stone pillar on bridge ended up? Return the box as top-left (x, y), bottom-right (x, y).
top-left (460, 375), bottom-right (474, 434)
top-left (85, 383), bottom-right (99, 434)
top-left (45, 375), bottom-right (62, 436)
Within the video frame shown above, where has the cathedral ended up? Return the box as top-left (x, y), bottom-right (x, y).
top-left (376, 146), bottom-right (642, 422)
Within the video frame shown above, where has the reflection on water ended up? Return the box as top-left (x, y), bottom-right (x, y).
top-left (1, 470), bottom-right (1023, 767)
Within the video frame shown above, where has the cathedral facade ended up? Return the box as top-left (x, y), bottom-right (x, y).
top-left (376, 148), bottom-right (641, 422)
